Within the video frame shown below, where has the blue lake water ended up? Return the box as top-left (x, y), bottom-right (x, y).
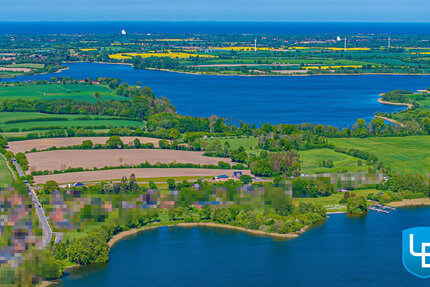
top-left (60, 208), bottom-right (430, 287)
top-left (4, 62), bottom-right (430, 126)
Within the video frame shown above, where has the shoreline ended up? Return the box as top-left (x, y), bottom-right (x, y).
top-left (108, 222), bottom-right (303, 248)
top-left (374, 115), bottom-right (406, 127)
top-left (375, 96), bottom-right (413, 127)
top-left (61, 61), bottom-right (430, 77)
top-left (377, 97), bottom-right (414, 109)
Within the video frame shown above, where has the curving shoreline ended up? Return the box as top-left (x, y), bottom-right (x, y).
top-left (375, 96), bottom-right (414, 127)
top-left (108, 222), bottom-right (304, 248)
top-left (374, 115), bottom-right (406, 127)
top-left (377, 97), bottom-right (413, 109)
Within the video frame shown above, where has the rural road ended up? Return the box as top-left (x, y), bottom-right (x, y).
top-left (11, 158), bottom-right (53, 249)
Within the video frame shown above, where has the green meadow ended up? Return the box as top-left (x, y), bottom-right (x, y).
top-left (299, 148), bottom-right (368, 174)
top-left (203, 136), bottom-right (368, 174)
top-left (329, 136), bottom-right (430, 174)
top-left (0, 112), bottom-right (144, 132)
top-left (0, 84), bottom-right (130, 103)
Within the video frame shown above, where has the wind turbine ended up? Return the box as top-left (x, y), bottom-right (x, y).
top-left (337, 36), bottom-right (347, 51)
top-left (254, 38), bottom-right (257, 52)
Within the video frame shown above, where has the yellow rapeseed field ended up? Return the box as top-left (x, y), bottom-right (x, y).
top-left (80, 48), bottom-right (97, 51)
top-left (304, 65), bottom-right (364, 70)
top-left (289, 47), bottom-right (371, 51)
top-left (109, 51), bottom-right (217, 60)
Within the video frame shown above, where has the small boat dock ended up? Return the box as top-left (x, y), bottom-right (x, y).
top-left (369, 204), bottom-right (396, 214)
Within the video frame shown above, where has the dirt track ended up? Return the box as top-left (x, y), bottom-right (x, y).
top-left (33, 168), bottom-right (250, 184)
top-left (7, 137), bottom-right (161, 153)
top-left (27, 149), bottom-right (232, 173)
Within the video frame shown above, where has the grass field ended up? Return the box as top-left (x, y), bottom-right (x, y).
top-left (329, 136), bottom-right (430, 174)
top-left (416, 98), bottom-right (430, 111)
top-left (0, 84), bottom-right (129, 103)
top-left (299, 148), bottom-right (368, 174)
top-left (0, 112), bottom-right (143, 132)
top-left (203, 137), bottom-right (370, 174)
top-left (293, 189), bottom-right (378, 212)
top-left (0, 154), bottom-right (13, 186)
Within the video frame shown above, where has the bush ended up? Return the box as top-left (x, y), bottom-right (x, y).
top-left (167, 178), bottom-right (176, 190)
top-left (217, 161), bottom-right (231, 169)
top-left (346, 195), bottom-right (368, 214)
top-left (105, 135), bottom-right (124, 149)
top-left (239, 175), bottom-right (253, 184)
top-left (67, 229), bottom-right (109, 265)
top-left (43, 180), bottom-right (59, 194)
top-left (250, 159), bottom-right (273, 177)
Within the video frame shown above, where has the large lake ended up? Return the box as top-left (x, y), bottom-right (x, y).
top-left (60, 208), bottom-right (430, 287)
top-left (4, 62), bottom-right (430, 126)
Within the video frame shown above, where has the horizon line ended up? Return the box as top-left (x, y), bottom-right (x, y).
top-left (0, 20), bottom-right (430, 24)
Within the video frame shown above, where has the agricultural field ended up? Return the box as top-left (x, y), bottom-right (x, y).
top-left (0, 112), bottom-right (143, 134)
top-left (299, 148), bottom-right (368, 174)
top-left (328, 136), bottom-right (430, 174)
top-left (6, 136), bottom-right (161, 153)
top-left (0, 63), bottom-right (46, 78)
top-left (0, 84), bottom-right (129, 102)
top-left (26, 149), bottom-right (234, 173)
top-left (32, 168), bottom-right (250, 184)
top-left (109, 51), bottom-right (216, 60)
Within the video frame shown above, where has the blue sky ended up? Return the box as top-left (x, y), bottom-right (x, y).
top-left (2, 0), bottom-right (429, 22)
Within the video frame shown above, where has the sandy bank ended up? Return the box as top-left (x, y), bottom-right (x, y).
top-left (375, 115), bottom-right (406, 127)
top-left (377, 97), bottom-right (413, 109)
top-left (176, 222), bottom-right (301, 238)
top-left (37, 281), bottom-right (57, 287)
top-left (388, 198), bottom-right (430, 207)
